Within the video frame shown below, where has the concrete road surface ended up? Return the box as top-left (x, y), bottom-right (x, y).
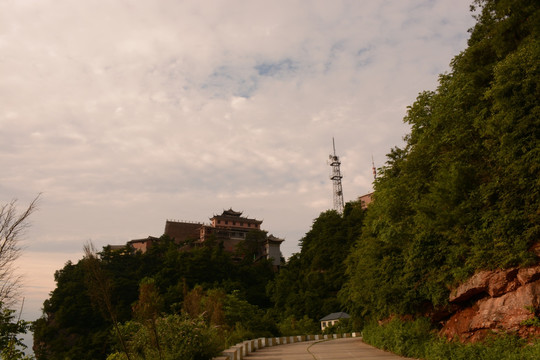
top-left (244, 338), bottom-right (410, 360)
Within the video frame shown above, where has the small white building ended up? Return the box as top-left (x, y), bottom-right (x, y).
top-left (320, 312), bottom-right (350, 330)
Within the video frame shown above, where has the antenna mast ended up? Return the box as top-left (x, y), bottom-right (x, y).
top-left (372, 154), bottom-right (377, 180)
top-left (329, 138), bottom-right (344, 214)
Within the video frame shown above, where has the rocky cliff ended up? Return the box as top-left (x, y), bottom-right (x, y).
top-left (440, 252), bottom-right (540, 342)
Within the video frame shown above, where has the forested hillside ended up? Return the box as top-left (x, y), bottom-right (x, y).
top-left (340, 0), bottom-right (539, 320)
top-left (33, 237), bottom-right (277, 359)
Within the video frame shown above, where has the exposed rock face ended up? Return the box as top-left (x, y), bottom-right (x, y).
top-left (440, 264), bottom-right (540, 342)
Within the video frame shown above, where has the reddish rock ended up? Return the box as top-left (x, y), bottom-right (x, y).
top-left (517, 265), bottom-right (540, 285)
top-left (450, 270), bottom-right (491, 303)
top-left (519, 325), bottom-right (540, 339)
top-left (442, 265), bottom-right (540, 342)
top-left (450, 268), bottom-right (520, 302)
top-left (486, 268), bottom-right (519, 297)
top-left (471, 281), bottom-right (540, 330)
top-left (439, 305), bottom-right (479, 341)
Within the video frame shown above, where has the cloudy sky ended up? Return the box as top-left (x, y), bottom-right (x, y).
top-left (1, 0), bottom-right (476, 339)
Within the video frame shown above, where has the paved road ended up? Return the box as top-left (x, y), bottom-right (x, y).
top-left (245, 338), bottom-right (410, 359)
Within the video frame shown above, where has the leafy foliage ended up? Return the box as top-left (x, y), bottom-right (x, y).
top-left (341, 0), bottom-right (540, 320)
top-left (277, 315), bottom-right (319, 336)
top-left (268, 202), bottom-right (365, 321)
top-left (106, 315), bottom-right (222, 360)
top-left (363, 318), bottom-right (540, 360)
top-left (0, 304), bottom-right (33, 360)
top-left (33, 237), bottom-right (277, 359)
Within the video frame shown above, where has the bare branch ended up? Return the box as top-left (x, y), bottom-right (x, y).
top-left (83, 240), bottom-right (132, 360)
top-left (0, 194), bottom-right (40, 306)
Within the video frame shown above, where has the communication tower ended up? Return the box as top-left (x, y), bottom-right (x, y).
top-left (372, 154), bottom-right (377, 180)
top-left (329, 138), bottom-right (344, 214)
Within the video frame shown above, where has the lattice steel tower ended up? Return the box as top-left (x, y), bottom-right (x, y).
top-left (329, 138), bottom-right (344, 214)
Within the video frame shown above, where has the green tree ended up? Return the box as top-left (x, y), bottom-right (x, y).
top-left (268, 202), bottom-right (365, 321)
top-left (33, 260), bottom-right (113, 360)
top-left (106, 314), bottom-right (222, 360)
top-left (83, 242), bottom-right (131, 360)
top-left (33, 246), bottom-right (144, 360)
top-left (0, 303), bottom-right (33, 360)
top-left (277, 315), bottom-right (319, 336)
top-left (132, 278), bottom-right (164, 360)
top-left (341, 0), bottom-right (540, 321)
top-left (34, 233), bottom-right (278, 358)
top-left (222, 290), bottom-right (275, 345)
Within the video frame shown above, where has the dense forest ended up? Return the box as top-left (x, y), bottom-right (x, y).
top-left (25, 0), bottom-right (540, 359)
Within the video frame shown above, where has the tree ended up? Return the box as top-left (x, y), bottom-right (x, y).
top-left (106, 314), bottom-right (222, 360)
top-left (268, 202), bottom-right (365, 321)
top-left (341, 0), bottom-right (540, 321)
top-left (0, 196), bottom-right (39, 360)
top-left (33, 252), bottom-right (140, 360)
top-left (132, 278), bottom-right (164, 360)
top-left (83, 241), bottom-right (131, 360)
top-left (0, 301), bottom-right (33, 360)
top-left (0, 196), bottom-right (40, 306)
top-left (34, 234), bottom-right (278, 358)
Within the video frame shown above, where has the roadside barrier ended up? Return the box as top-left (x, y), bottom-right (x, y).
top-left (213, 332), bottom-right (362, 360)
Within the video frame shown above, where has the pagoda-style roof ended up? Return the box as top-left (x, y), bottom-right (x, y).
top-left (210, 208), bottom-right (262, 225)
top-left (221, 208), bottom-right (243, 217)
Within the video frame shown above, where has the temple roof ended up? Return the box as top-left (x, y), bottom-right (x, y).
top-left (211, 208), bottom-right (261, 222)
top-left (221, 208), bottom-right (243, 217)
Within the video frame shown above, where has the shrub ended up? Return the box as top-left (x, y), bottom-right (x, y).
top-left (107, 314), bottom-right (222, 360)
top-left (363, 318), bottom-right (540, 360)
top-left (363, 318), bottom-right (433, 358)
top-left (278, 315), bottom-right (319, 336)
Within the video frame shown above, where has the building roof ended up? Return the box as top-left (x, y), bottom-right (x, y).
top-left (221, 208), bottom-right (243, 217)
top-left (320, 312), bottom-right (350, 321)
top-left (128, 236), bottom-right (159, 244)
top-left (211, 208), bottom-right (263, 224)
top-left (164, 221), bottom-right (201, 242)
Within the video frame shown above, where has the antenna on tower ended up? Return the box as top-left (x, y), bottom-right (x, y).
top-left (329, 138), bottom-right (344, 214)
top-left (372, 154), bottom-right (377, 180)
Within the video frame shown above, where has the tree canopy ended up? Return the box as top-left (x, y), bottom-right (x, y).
top-left (341, 0), bottom-right (540, 320)
top-left (268, 202), bottom-right (365, 321)
top-left (33, 237), bottom-right (277, 359)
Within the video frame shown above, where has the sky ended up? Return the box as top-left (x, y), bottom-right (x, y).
top-left (0, 0), bottom-right (477, 347)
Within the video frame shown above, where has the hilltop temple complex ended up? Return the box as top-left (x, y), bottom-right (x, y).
top-left (122, 209), bottom-right (284, 267)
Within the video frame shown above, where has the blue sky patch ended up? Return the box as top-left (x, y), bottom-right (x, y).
top-left (255, 59), bottom-right (297, 77)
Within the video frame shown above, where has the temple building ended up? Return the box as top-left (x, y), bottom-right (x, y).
top-left (200, 209), bottom-right (263, 252)
top-left (124, 209), bottom-right (284, 267)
